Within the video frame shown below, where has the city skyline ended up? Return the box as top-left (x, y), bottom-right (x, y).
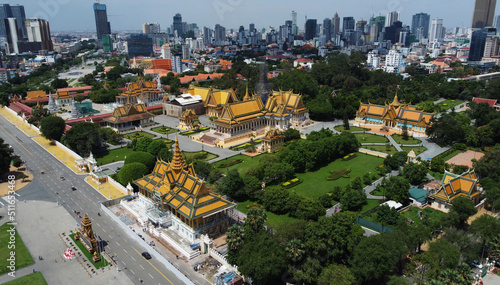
top-left (9, 0), bottom-right (500, 32)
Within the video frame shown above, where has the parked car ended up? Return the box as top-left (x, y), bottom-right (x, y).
top-left (141, 252), bottom-right (152, 260)
top-left (71, 186), bottom-right (77, 191)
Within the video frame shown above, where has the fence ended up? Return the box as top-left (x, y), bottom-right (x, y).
top-left (107, 176), bottom-right (129, 196)
top-left (356, 217), bottom-right (394, 234)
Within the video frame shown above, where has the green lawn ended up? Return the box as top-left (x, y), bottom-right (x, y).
top-left (334, 126), bottom-right (370, 133)
top-left (440, 99), bottom-right (464, 111)
top-left (216, 153), bottom-right (272, 175)
top-left (124, 131), bottom-right (155, 140)
top-left (400, 206), bottom-right (447, 225)
top-left (363, 145), bottom-right (399, 155)
top-left (69, 234), bottom-right (108, 269)
top-left (401, 146), bottom-right (427, 156)
top-left (441, 149), bottom-right (464, 162)
top-left (354, 133), bottom-right (389, 144)
top-left (3, 272), bottom-right (48, 285)
top-left (370, 188), bottom-right (384, 196)
top-left (236, 200), bottom-right (296, 229)
top-left (428, 170), bottom-right (444, 181)
top-left (293, 153), bottom-right (384, 199)
top-left (391, 134), bottom-right (422, 145)
top-left (0, 223), bottom-right (34, 275)
top-left (95, 147), bottom-right (135, 165)
top-left (182, 151), bottom-right (218, 162)
top-left (150, 126), bottom-right (178, 135)
top-left (361, 199), bottom-right (383, 213)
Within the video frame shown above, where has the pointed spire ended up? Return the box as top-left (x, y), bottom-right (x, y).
top-left (81, 212), bottom-right (92, 226)
top-left (170, 135), bottom-right (186, 174)
top-left (243, 82), bottom-right (251, 101)
top-left (391, 93), bottom-right (401, 107)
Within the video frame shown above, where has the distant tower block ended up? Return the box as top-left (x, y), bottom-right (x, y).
top-left (70, 100), bottom-right (82, 119)
top-left (47, 92), bottom-right (59, 113)
top-left (254, 63), bottom-right (272, 105)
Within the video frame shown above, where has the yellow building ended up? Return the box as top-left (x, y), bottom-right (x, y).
top-left (26, 90), bottom-right (47, 101)
top-left (261, 128), bottom-right (284, 153)
top-left (178, 109), bottom-right (199, 130)
top-left (184, 85), bottom-right (239, 117)
top-left (116, 76), bottom-right (165, 106)
top-left (134, 138), bottom-right (235, 242)
top-left (427, 169), bottom-right (482, 212)
top-left (355, 95), bottom-right (433, 135)
top-left (104, 102), bottom-right (155, 132)
top-left (55, 91), bottom-right (72, 106)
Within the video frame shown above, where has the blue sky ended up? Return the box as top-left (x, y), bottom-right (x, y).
top-left (10, 0), bottom-right (499, 32)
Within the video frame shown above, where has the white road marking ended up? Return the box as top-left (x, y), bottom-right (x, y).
top-left (122, 261), bottom-right (126, 266)
top-left (130, 256), bottom-right (135, 261)
top-left (140, 265), bottom-right (145, 270)
top-left (123, 248), bottom-right (128, 253)
top-left (130, 269), bottom-right (135, 275)
top-left (116, 241), bottom-right (120, 246)
top-left (102, 228), bottom-right (106, 232)
top-left (96, 223), bottom-right (100, 227)
top-left (149, 273), bottom-right (154, 279)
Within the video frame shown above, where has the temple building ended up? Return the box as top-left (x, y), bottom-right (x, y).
top-left (261, 128), bottom-right (284, 153)
top-left (104, 102), bottom-right (155, 132)
top-left (427, 169), bottom-right (483, 212)
top-left (178, 109), bottom-right (199, 130)
top-left (116, 77), bottom-right (165, 107)
top-left (355, 95), bottom-right (434, 136)
top-left (133, 137), bottom-right (235, 243)
top-left (25, 90), bottom-right (47, 101)
top-left (55, 91), bottom-right (72, 106)
top-left (185, 86), bottom-right (238, 117)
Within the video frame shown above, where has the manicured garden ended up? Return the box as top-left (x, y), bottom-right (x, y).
top-left (354, 133), bottom-right (389, 144)
top-left (216, 153), bottom-right (272, 175)
top-left (334, 126), bottom-right (370, 132)
top-left (182, 151), bottom-right (218, 162)
top-left (95, 147), bottom-right (135, 165)
top-left (229, 140), bottom-right (262, 151)
top-left (124, 131), bottom-right (155, 140)
top-left (150, 126), bottom-right (178, 135)
top-left (400, 206), bottom-right (447, 226)
top-left (401, 146), bottom-right (427, 156)
top-left (0, 223), bottom-right (34, 275)
top-left (69, 233), bottom-right (109, 269)
top-left (361, 199), bottom-right (383, 213)
top-left (236, 200), bottom-right (296, 229)
top-left (439, 99), bottom-right (464, 111)
top-left (363, 145), bottom-right (399, 155)
top-left (179, 127), bottom-right (210, 136)
top-left (391, 134), bottom-right (422, 145)
top-left (3, 272), bottom-right (48, 285)
top-left (292, 153), bottom-right (384, 199)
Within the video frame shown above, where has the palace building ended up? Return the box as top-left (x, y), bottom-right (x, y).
top-left (104, 102), bottom-right (155, 132)
top-left (116, 76), bottom-right (165, 107)
top-left (133, 137), bottom-right (235, 242)
top-left (427, 169), bottom-right (483, 212)
top-left (355, 95), bottom-right (434, 136)
top-left (261, 128), bottom-right (284, 153)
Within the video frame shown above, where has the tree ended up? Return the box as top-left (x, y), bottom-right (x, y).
top-left (98, 128), bottom-right (123, 145)
top-left (117, 162), bottom-right (149, 186)
top-left (402, 162), bottom-right (428, 185)
top-left (11, 156), bottom-right (22, 168)
top-left (378, 176), bottom-right (410, 203)
top-left (242, 175), bottom-right (262, 201)
top-left (445, 197), bottom-right (477, 227)
top-left (402, 119), bottom-right (409, 141)
top-left (340, 187), bottom-right (367, 211)
top-left (226, 225), bottom-right (245, 251)
top-left (61, 122), bottom-right (101, 156)
top-left (51, 78), bottom-right (69, 89)
top-left (147, 140), bottom-right (166, 157)
top-left (124, 152), bottom-right (155, 172)
top-left (291, 199), bottom-right (326, 221)
top-left (384, 151), bottom-right (408, 170)
top-left (427, 239), bottom-right (461, 270)
top-left (386, 276), bottom-right (410, 285)
top-left (74, 94), bottom-right (86, 102)
top-left (217, 169), bottom-right (246, 201)
top-left (158, 148), bottom-right (173, 162)
top-left (40, 116), bottom-right (66, 141)
top-left (285, 238), bottom-right (305, 264)
top-left (244, 208), bottom-right (267, 234)
top-left (376, 204), bottom-right (401, 226)
top-left (317, 264), bottom-right (356, 285)
top-left (263, 187), bottom-right (290, 215)
top-left (283, 128), bottom-right (301, 142)
top-left (263, 162), bottom-right (294, 184)
top-left (135, 137), bottom-right (153, 152)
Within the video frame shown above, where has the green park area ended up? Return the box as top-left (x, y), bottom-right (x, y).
top-left (182, 151), bottom-right (218, 162)
top-left (0, 223), bottom-right (34, 275)
top-left (401, 146), bottom-right (427, 156)
top-left (150, 126), bottom-right (178, 136)
top-left (334, 126), bottom-right (370, 132)
top-left (3, 272), bottom-right (48, 285)
top-left (354, 133), bottom-right (389, 144)
top-left (124, 131), bottom-right (155, 140)
top-left (361, 199), bottom-right (383, 213)
top-left (391, 134), bottom-right (422, 145)
top-left (95, 147), bottom-right (135, 165)
top-left (363, 145), bottom-right (399, 155)
top-left (292, 153), bottom-right (384, 199)
top-left (216, 153), bottom-right (272, 175)
top-left (440, 99), bottom-right (464, 111)
top-left (400, 206), bottom-right (447, 226)
top-left (69, 234), bottom-right (109, 269)
top-left (236, 200), bottom-right (296, 229)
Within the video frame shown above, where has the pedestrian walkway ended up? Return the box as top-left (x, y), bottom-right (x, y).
top-left (32, 136), bottom-right (82, 174)
top-left (84, 176), bottom-right (128, 200)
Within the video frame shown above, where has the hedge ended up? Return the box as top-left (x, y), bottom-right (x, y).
top-left (342, 153), bottom-right (357, 161)
top-left (219, 159), bottom-right (243, 168)
top-left (281, 178), bottom-right (302, 188)
top-left (327, 169), bottom-right (351, 181)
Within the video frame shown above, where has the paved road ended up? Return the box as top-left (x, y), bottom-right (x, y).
top-left (0, 115), bottom-right (202, 285)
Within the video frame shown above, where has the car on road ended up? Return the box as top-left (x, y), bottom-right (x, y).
top-left (60, 176), bottom-right (65, 181)
top-left (40, 170), bottom-right (45, 174)
top-left (71, 186), bottom-right (77, 191)
top-left (141, 252), bottom-right (152, 260)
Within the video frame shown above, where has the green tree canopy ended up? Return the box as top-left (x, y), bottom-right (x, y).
top-left (0, 138), bottom-right (14, 174)
top-left (117, 162), bottom-right (149, 186)
top-left (61, 122), bottom-right (101, 156)
top-left (147, 140), bottom-right (166, 157)
top-left (217, 169), bottom-right (246, 201)
top-left (135, 137), bottom-right (153, 152)
top-left (124, 152), bottom-right (155, 172)
top-left (40, 116), bottom-right (66, 141)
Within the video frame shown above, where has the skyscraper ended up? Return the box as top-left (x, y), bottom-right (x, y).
top-left (214, 24), bottom-right (226, 45)
top-left (291, 11), bottom-right (298, 35)
top-left (305, 19), bottom-right (317, 40)
top-left (342, 17), bottom-right (355, 34)
top-left (323, 18), bottom-right (332, 42)
top-left (429, 18), bottom-right (444, 42)
top-left (143, 22), bottom-right (160, 34)
top-left (10, 5), bottom-right (26, 40)
top-left (173, 13), bottom-right (183, 37)
top-left (127, 34), bottom-right (153, 58)
top-left (412, 12), bottom-right (430, 39)
top-left (469, 28), bottom-right (496, 61)
top-left (93, 3), bottom-right (111, 40)
top-left (494, 15), bottom-right (500, 31)
top-left (333, 13), bottom-right (340, 36)
top-left (5, 18), bottom-right (19, 53)
top-left (26, 18), bottom-right (53, 51)
top-left (385, 11), bottom-right (400, 27)
top-left (472, 0), bottom-right (497, 28)
top-left (369, 16), bottom-right (385, 42)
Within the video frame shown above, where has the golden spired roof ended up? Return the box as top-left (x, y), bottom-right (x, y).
top-left (171, 136), bottom-right (186, 174)
top-left (243, 82), bottom-right (252, 101)
top-left (81, 212), bottom-right (92, 226)
top-left (391, 93), bottom-right (401, 107)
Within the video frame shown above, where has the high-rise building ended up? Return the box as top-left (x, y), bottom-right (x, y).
top-left (342, 17), bottom-right (355, 34)
top-left (102, 35), bottom-right (112, 52)
top-left (173, 13), bottom-right (183, 37)
top-left (356, 20), bottom-right (367, 32)
top-left (127, 34), bottom-right (153, 58)
top-left (385, 11), bottom-right (400, 27)
top-left (10, 5), bottom-right (26, 40)
top-left (249, 23), bottom-right (255, 33)
top-left (203, 26), bottom-right (211, 45)
top-left (214, 24), bottom-right (226, 45)
top-left (26, 18), bottom-right (53, 51)
top-left (291, 11), bottom-right (298, 35)
top-left (161, 44), bottom-right (171, 60)
top-left (333, 13), bottom-right (340, 36)
top-left (494, 15), bottom-right (500, 31)
top-left (182, 44), bottom-right (190, 59)
top-left (429, 18), bottom-right (444, 42)
top-left (0, 4), bottom-right (12, 38)
top-left (472, 0), bottom-right (497, 29)
top-left (305, 19), bottom-right (317, 40)
top-left (323, 18), bottom-right (332, 42)
top-left (469, 28), bottom-right (496, 61)
top-left (484, 36), bottom-right (500, 57)
top-left (143, 22), bottom-right (160, 34)
top-left (93, 3), bottom-right (111, 40)
top-left (412, 12), bottom-right (430, 39)
top-left (369, 16), bottom-right (385, 42)
top-left (5, 18), bottom-right (19, 53)
top-left (384, 21), bottom-right (403, 43)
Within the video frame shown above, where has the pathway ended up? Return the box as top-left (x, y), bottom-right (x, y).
top-left (363, 170), bottom-right (400, 199)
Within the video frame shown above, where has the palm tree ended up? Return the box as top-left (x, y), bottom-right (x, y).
top-left (489, 235), bottom-right (500, 261)
top-left (285, 238), bottom-right (305, 264)
top-left (226, 225), bottom-right (245, 251)
top-left (244, 208), bottom-right (267, 233)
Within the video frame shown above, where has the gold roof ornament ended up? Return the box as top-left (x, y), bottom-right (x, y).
top-left (171, 135), bottom-right (186, 174)
top-left (391, 93), bottom-right (401, 107)
top-left (81, 212), bottom-right (92, 227)
top-left (243, 82), bottom-right (252, 101)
